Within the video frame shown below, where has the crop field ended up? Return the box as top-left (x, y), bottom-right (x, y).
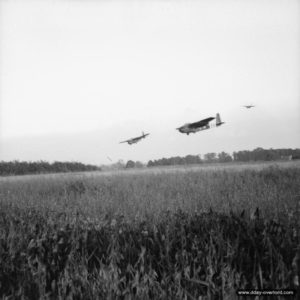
top-left (0, 161), bottom-right (299, 299)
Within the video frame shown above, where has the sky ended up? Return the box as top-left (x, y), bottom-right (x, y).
top-left (0, 0), bottom-right (299, 165)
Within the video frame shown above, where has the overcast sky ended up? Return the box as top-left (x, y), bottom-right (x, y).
top-left (0, 0), bottom-right (299, 165)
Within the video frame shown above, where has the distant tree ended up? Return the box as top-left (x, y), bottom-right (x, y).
top-left (233, 150), bottom-right (251, 162)
top-left (135, 161), bottom-right (144, 168)
top-left (161, 158), bottom-right (169, 166)
top-left (218, 152), bottom-right (233, 163)
top-left (147, 160), bottom-right (154, 167)
top-left (252, 147), bottom-right (265, 161)
top-left (204, 153), bottom-right (217, 163)
top-left (185, 155), bottom-right (201, 164)
top-left (125, 160), bottom-right (135, 168)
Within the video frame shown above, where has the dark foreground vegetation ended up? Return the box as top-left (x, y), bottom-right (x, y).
top-left (0, 161), bottom-right (101, 176)
top-left (0, 208), bottom-right (299, 299)
top-left (0, 163), bottom-right (299, 299)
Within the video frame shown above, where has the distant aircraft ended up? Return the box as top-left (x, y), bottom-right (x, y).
top-left (119, 132), bottom-right (150, 145)
top-left (243, 105), bottom-right (255, 109)
top-left (176, 113), bottom-right (225, 135)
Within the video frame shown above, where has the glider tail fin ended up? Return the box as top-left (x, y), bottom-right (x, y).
top-left (216, 113), bottom-right (224, 126)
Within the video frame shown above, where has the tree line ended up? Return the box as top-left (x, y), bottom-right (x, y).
top-left (1, 148), bottom-right (299, 174)
top-left (0, 161), bottom-right (101, 176)
top-left (147, 152), bottom-right (231, 167)
top-left (145, 148), bottom-right (300, 168)
top-left (232, 147), bottom-right (300, 162)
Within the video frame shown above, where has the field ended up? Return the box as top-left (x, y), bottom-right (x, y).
top-left (0, 161), bottom-right (299, 299)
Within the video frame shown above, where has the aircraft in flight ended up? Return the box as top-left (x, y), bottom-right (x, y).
top-left (119, 132), bottom-right (150, 145)
top-left (176, 113), bottom-right (225, 135)
top-left (243, 105), bottom-right (255, 109)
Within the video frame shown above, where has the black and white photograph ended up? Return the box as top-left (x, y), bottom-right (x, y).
top-left (0, 0), bottom-right (299, 299)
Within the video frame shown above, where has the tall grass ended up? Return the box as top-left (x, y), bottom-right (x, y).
top-left (0, 162), bottom-right (299, 299)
